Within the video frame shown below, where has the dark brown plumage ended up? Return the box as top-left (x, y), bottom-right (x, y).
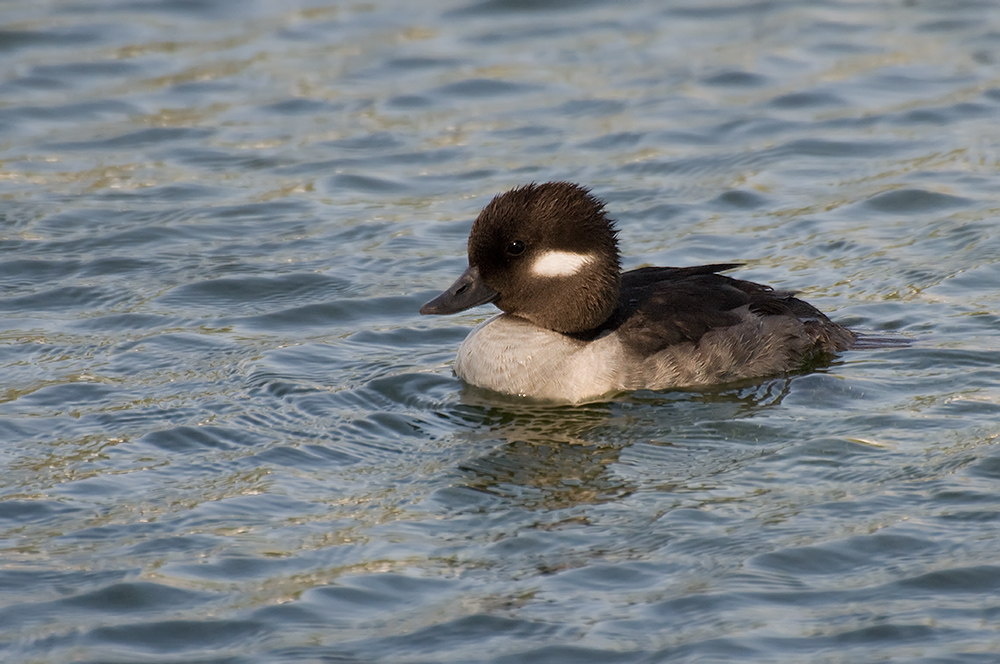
top-left (578, 264), bottom-right (856, 360)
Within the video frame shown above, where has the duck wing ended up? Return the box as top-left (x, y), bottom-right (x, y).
top-left (605, 265), bottom-right (851, 355)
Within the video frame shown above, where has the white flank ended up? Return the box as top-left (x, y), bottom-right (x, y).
top-left (530, 250), bottom-right (594, 277)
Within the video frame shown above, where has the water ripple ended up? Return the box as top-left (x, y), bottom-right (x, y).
top-left (2, 0), bottom-right (1000, 662)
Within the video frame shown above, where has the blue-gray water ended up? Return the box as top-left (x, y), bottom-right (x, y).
top-left (2, 1), bottom-right (1000, 662)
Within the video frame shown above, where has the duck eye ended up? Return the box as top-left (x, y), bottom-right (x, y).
top-left (506, 240), bottom-right (526, 256)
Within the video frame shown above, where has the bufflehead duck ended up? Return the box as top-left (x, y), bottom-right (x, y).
top-left (421, 182), bottom-right (855, 403)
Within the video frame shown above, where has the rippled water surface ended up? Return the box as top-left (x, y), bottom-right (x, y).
top-left (2, 1), bottom-right (1000, 662)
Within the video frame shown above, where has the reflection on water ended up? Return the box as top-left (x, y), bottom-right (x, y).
top-left (2, 0), bottom-right (1000, 662)
top-left (455, 401), bottom-right (632, 508)
top-left (454, 380), bottom-right (798, 510)
top-left (460, 438), bottom-right (631, 508)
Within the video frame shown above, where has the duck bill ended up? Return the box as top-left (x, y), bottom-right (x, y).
top-left (420, 265), bottom-right (499, 315)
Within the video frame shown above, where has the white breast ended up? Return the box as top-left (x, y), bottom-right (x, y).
top-left (451, 308), bottom-right (821, 403)
top-left (453, 314), bottom-right (627, 403)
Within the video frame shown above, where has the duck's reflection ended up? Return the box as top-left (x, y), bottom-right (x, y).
top-left (449, 375), bottom-right (798, 510)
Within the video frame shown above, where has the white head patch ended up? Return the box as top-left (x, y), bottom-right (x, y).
top-left (530, 250), bottom-right (594, 278)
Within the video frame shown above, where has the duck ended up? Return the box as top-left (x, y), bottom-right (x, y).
top-left (420, 181), bottom-right (855, 403)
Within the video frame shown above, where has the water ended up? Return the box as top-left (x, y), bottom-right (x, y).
top-left (2, 0), bottom-right (1000, 662)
